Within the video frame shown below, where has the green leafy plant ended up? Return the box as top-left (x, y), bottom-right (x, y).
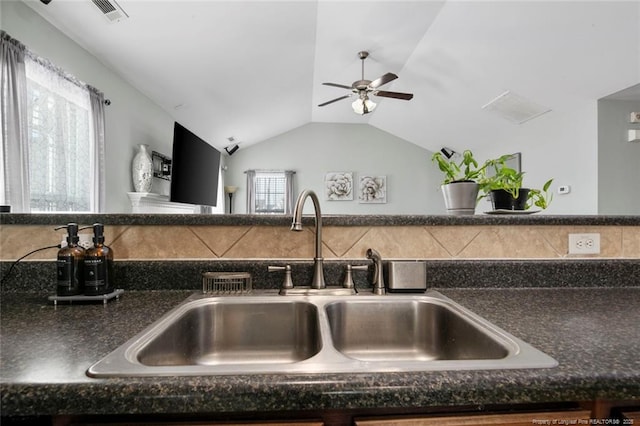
top-left (478, 154), bottom-right (553, 210)
top-left (478, 155), bottom-right (524, 199)
top-left (431, 150), bottom-right (484, 185)
top-left (526, 179), bottom-right (554, 210)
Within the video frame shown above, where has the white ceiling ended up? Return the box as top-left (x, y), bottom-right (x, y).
top-left (20, 0), bottom-right (640, 152)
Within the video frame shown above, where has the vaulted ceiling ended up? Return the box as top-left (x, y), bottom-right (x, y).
top-left (21, 0), bottom-right (640, 153)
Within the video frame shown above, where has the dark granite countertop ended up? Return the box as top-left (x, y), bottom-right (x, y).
top-left (3, 212), bottom-right (640, 226)
top-left (1, 287), bottom-right (639, 417)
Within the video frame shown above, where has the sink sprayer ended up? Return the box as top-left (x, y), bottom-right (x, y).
top-left (366, 248), bottom-right (385, 295)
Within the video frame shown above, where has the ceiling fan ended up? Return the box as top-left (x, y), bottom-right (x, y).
top-left (318, 51), bottom-right (414, 115)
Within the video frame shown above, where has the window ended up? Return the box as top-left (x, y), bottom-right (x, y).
top-left (254, 171), bottom-right (286, 214)
top-left (246, 170), bottom-right (295, 214)
top-left (26, 58), bottom-right (94, 212)
top-left (0, 31), bottom-right (105, 213)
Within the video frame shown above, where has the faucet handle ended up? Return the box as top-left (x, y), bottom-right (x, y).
top-left (268, 265), bottom-right (294, 290)
top-left (343, 265), bottom-right (368, 289)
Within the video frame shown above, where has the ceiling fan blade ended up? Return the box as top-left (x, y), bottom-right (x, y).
top-left (318, 95), bottom-right (351, 107)
top-left (369, 73), bottom-right (398, 89)
top-left (322, 82), bottom-right (353, 90)
top-left (373, 90), bottom-right (414, 101)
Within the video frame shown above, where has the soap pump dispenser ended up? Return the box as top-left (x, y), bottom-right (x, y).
top-left (55, 223), bottom-right (85, 296)
top-left (83, 223), bottom-right (114, 296)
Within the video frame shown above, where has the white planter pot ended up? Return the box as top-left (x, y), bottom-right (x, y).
top-left (441, 181), bottom-right (479, 215)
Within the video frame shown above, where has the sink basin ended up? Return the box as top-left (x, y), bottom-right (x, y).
top-left (137, 301), bottom-right (321, 366)
top-left (326, 300), bottom-right (509, 362)
top-left (88, 298), bottom-right (323, 376)
top-left (87, 291), bottom-right (557, 377)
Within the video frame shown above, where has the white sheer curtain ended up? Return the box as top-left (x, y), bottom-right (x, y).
top-left (0, 31), bottom-right (30, 212)
top-left (0, 31), bottom-right (107, 212)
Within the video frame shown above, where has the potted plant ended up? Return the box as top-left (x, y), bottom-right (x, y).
top-left (479, 155), bottom-right (553, 212)
top-left (431, 150), bottom-right (485, 215)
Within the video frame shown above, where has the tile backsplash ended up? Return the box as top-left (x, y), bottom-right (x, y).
top-left (1, 224), bottom-right (638, 261)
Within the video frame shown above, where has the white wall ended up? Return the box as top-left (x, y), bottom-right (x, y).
top-left (598, 99), bottom-right (640, 214)
top-left (371, 1), bottom-right (640, 216)
top-left (471, 104), bottom-right (600, 215)
top-left (225, 123), bottom-right (445, 215)
top-left (7, 1), bottom-right (627, 216)
top-left (3, 2), bottom-right (445, 216)
top-left (1, 1), bottom-right (174, 212)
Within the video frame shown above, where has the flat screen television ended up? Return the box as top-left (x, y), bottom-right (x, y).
top-left (170, 122), bottom-right (221, 207)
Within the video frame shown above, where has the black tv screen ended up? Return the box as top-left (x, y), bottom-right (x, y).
top-left (170, 122), bottom-right (221, 207)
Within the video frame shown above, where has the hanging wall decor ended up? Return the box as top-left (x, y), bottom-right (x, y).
top-left (359, 175), bottom-right (386, 204)
top-left (325, 172), bottom-right (353, 201)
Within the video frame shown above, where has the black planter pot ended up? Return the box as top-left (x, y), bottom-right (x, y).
top-left (490, 189), bottom-right (530, 210)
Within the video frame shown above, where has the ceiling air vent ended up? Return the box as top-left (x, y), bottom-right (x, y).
top-left (91, 0), bottom-right (129, 23)
top-left (482, 91), bottom-right (551, 124)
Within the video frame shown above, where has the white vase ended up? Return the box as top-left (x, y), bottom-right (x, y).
top-left (131, 144), bottom-right (153, 192)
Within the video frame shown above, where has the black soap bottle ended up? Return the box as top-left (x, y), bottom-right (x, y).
top-left (83, 223), bottom-right (114, 296)
top-left (55, 223), bottom-right (85, 296)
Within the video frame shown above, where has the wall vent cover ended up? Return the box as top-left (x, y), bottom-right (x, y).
top-left (482, 91), bottom-right (551, 124)
top-left (91, 0), bottom-right (129, 23)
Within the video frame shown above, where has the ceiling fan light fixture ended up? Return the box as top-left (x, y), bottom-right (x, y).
top-left (352, 98), bottom-right (376, 115)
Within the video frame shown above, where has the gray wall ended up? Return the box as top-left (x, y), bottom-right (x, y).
top-left (225, 123), bottom-right (445, 215)
top-left (598, 99), bottom-right (640, 214)
top-left (1, 1), bottom-right (175, 213)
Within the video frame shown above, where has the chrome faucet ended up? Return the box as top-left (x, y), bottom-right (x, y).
top-left (291, 190), bottom-right (326, 289)
top-left (366, 248), bottom-right (385, 295)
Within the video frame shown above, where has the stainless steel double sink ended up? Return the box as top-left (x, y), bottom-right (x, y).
top-left (87, 291), bottom-right (557, 377)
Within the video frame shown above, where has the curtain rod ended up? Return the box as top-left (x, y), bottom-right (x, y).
top-left (1, 31), bottom-right (110, 106)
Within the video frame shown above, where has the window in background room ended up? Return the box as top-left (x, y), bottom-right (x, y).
top-left (246, 170), bottom-right (295, 214)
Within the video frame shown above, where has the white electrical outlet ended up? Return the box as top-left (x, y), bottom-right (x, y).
top-left (568, 233), bottom-right (600, 255)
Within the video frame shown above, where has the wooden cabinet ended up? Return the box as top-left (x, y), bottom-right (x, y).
top-left (622, 411), bottom-right (640, 422)
top-left (355, 410), bottom-right (592, 426)
top-left (54, 420), bottom-right (323, 426)
top-left (30, 401), bottom-right (640, 426)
